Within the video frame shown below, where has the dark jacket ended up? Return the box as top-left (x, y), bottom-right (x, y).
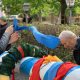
top-left (0, 23), bottom-right (11, 54)
top-left (0, 23), bottom-right (8, 38)
top-left (73, 36), bottom-right (80, 65)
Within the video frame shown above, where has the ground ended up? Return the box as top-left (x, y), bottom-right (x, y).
top-left (10, 62), bottom-right (29, 80)
top-left (10, 72), bottom-right (29, 80)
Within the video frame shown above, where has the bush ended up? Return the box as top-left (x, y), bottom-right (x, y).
top-left (11, 23), bottom-right (80, 63)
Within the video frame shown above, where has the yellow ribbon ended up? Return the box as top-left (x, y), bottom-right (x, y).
top-left (0, 75), bottom-right (9, 80)
top-left (43, 55), bottom-right (62, 64)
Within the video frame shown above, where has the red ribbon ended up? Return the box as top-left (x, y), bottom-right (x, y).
top-left (17, 46), bottom-right (24, 58)
top-left (12, 69), bottom-right (15, 80)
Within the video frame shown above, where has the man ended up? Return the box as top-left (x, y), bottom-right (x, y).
top-left (59, 30), bottom-right (80, 65)
top-left (0, 16), bottom-right (18, 54)
top-left (27, 14), bottom-right (32, 23)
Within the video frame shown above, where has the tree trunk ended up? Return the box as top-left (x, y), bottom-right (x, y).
top-left (39, 10), bottom-right (42, 23)
top-left (51, 13), bottom-right (54, 24)
top-left (60, 0), bottom-right (67, 24)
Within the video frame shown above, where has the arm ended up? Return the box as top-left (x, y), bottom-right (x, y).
top-left (0, 32), bottom-right (11, 54)
top-left (17, 18), bottom-right (22, 22)
top-left (0, 25), bottom-right (14, 54)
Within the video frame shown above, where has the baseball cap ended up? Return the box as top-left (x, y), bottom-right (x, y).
top-left (0, 16), bottom-right (7, 22)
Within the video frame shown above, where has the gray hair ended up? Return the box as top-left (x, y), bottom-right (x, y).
top-left (59, 30), bottom-right (76, 39)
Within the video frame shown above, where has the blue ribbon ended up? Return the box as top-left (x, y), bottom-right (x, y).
top-left (20, 57), bottom-right (39, 76)
top-left (9, 54), bottom-right (16, 61)
top-left (0, 52), bottom-right (16, 61)
top-left (62, 66), bottom-right (80, 80)
top-left (0, 51), bottom-right (8, 57)
top-left (12, 18), bottom-right (60, 49)
top-left (44, 61), bottom-right (63, 80)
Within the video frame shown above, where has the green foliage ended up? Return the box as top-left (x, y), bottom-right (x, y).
top-left (50, 50), bottom-right (54, 55)
top-left (24, 43), bottom-right (48, 57)
top-left (75, 7), bottom-right (80, 15)
top-left (69, 0), bottom-right (80, 15)
top-left (0, 45), bottom-right (24, 76)
top-left (72, 24), bottom-right (78, 27)
top-left (0, 54), bottom-right (16, 76)
top-left (20, 44), bottom-right (28, 57)
top-left (19, 38), bottom-right (25, 44)
top-left (65, 8), bottom-right (70, 15)
top-left (50, 1), bottom-right (61, 15)
top-left (22, 30), bottom-right (29, 35)
top-left (8, 46), bottom-right (22, 60)
top-left (1, 0), bottom-right (24, 14)
top-left (1, 0), bottom-right (80, 18)
top-left (1, 0), bottom-right (61, 17)
top-left (19, 23), bottom-right (23, 26)
top-left (60, 53), bottom-right (76, 63)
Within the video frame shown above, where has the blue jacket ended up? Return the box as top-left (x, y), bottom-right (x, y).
top-left (73, 36), bottom-right (80, 65)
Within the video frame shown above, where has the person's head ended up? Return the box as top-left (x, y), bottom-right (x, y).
top-left (27, 14), bottom-right (30, 18)
top-left (22, 14), bottom-right (25, 18)
top-left (0, 16), bottom-right (7, 25)
top-left (59, 30), bottom-right (77, 49)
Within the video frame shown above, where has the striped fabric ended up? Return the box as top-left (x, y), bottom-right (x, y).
top-left (20, 57), bottom-right (80, 80)
top-left (43, 61), bottom-right (63, 80)
top-left (1, 54), bottom-right (80, 80)
top-left (20, 57), bottom-right (39, 76)
top-left (0, 51), bottom-right (9, 62)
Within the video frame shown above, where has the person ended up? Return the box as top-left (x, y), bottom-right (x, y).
top-left (0, 25), bottom-right (18, 54)
top-left (22, 14), bottom-right (26, 23)
top-left (18, 14), bottom-right (32, 23)
top-left (27, 14), bottom-right (32, 23)
top-left (17, 14), bottom-right (26, 23)
top-left (0, 16), bottom-right (18, 54)
top-left (59, 30), bottom-right (80, 65)
top-left (0, 16), bottom-right (9, 39)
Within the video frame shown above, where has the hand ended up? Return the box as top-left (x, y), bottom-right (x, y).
top-left (19, 19), bottom-right (22, 22)
top-left (5, 25), bottom-right (14, 35)
top-left (17, 18), bottom-right (22, 22)
top-left (8, 32), bottom-right (18, 44)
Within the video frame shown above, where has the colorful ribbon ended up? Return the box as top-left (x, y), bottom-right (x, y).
top-left (17, 47), bottom-right (24, 58)
top-left (12, 18), bottom-right (60, 49)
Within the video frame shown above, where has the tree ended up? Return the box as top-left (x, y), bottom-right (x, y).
top-left (0, 0), bottom-right (25, 14)
top-left (49, 0), bottom-right (67, 24)
top-left (0, 0), bottom-right (80, 24)
top-left (1, 0), bottom-right (52, 23)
